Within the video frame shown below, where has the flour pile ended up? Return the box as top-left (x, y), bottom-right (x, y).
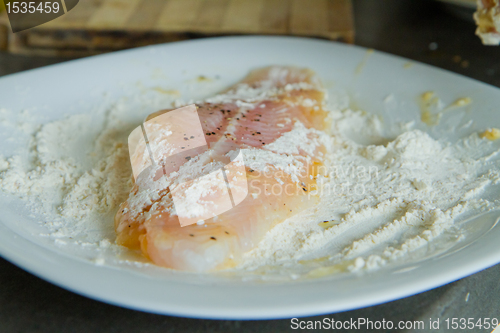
top-left (242, 109), bottom-right (500, 275)
top-left (1, 86), bottom-right (499, 276)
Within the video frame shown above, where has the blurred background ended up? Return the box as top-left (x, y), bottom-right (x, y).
top-left (0, 0), bottom-right (498, 86)
top-left (1, 0), bottom-right (500, 332)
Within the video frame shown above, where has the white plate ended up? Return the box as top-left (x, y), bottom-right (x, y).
top-left (1, 36), bottom-right (500, 319)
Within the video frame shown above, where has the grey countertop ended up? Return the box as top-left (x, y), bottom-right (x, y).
top-left (1, 0), bottom-right (500, 332)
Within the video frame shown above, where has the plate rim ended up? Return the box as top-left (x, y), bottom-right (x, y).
top-left (1, 35), bottom-right (500, 319)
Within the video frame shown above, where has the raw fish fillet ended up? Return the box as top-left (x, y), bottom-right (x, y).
top-left (115, 66), bottom-right (331, 272)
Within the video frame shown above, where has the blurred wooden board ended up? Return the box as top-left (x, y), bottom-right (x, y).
top-left (0, 0), bottom-right (354, 57)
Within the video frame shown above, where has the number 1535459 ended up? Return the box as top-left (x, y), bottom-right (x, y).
top-left (6, 1), bottom-right (60, 14)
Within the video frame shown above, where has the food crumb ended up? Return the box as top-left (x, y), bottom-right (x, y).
top-left (449, 97), bottom-right (472, 108)
top-left (480, 128), bottom-right (500, 140)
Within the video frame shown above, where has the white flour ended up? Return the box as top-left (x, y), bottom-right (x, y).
top-left (242, 120), bottom-right (500, 274)
top-left (0, 111), bottom-right (133, 243)
top-left (1, 80), bottom-right (500, 277)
